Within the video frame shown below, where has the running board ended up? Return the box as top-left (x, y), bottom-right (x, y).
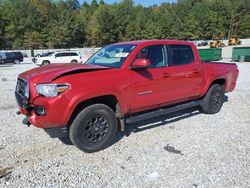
top-left (125, 101), bottom-right (201, 124)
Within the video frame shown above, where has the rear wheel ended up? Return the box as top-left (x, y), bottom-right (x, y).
top-left (41, 60), bottom-right (50, 66)
top-left (200, 84), bottom-right (225, 114)
top-left (69, 104), bottom-right (118, 153)
top-left (14, 59), bottom-right (20, 64)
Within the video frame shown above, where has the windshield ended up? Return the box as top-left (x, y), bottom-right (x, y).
top-left (41, 52), bottom-right (54, 57)
top-left (0, 52), bottom-right (6, 59)
top-left (48, 52), bottom-right (55, 56)
top-left (86, 44), bottom-right (136, 68)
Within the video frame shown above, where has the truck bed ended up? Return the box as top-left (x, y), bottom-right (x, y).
top-left (202, 61), bottom-right (239, 94)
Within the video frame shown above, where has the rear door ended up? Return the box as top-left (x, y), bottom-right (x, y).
top-left (163, 44), bottom-right (203, 101)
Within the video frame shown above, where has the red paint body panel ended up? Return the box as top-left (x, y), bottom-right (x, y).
top-left (16, 40), bottom-right (239, 129)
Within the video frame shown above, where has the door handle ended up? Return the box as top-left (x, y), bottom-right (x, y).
top-left (193, 69), bottom-right (199, 74)
top-left (161, 73), bottom-right (170, 78)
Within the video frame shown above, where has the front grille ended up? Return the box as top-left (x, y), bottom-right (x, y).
top-left (15, 91), bottom-right (24, 108)
top-left (15, 78), bottom-right (29, 106)
top-left (16, 78), bottom-right (28, 99)
top-left (15, 78), bottom-right (29, 108)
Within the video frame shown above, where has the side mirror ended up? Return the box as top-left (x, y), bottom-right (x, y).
top-left (131, 59), bottom-right (151, 69)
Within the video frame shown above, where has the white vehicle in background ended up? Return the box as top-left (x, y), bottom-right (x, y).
top-left (35, 51), bottom-right (82, 66)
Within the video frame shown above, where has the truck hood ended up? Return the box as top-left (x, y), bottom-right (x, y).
top-left (19, 63), bottom-right (110, 83)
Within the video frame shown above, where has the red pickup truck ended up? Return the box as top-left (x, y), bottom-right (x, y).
top-left (15, 40), bottom-right (239, 152)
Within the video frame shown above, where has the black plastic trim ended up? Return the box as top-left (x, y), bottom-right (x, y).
top-left (125, 100), bottom-right (201, 124)
top-left (44, 127), bottom-right (68, 138)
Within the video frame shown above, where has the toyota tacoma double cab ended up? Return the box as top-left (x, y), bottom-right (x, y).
top-left (15, 40), bottom-right (239, 152)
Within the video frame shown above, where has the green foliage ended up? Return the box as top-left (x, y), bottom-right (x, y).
top-left (0, 7), bottom-right (4, 47)
top-left (238, 15), bottom-right (250, 38)
top-left (0, 0), bottom-right (249, 49)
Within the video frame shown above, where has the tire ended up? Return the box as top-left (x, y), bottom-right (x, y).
top-left (41, 60), bottom-right (50, 66)
top-left (71, 60), bottom-right (78, 64)
top-left (200, 84), bottom-right (225, 114)
top-left (14, 59), bottom-right (20, 64)
top-left (69, 104), bottom-right (118, 153)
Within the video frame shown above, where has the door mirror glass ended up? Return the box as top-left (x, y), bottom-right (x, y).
top-left (131, 59), bottom-right (151, 69)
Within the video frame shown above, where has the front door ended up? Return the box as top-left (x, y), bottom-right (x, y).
top-left (127, 45), bottom-right (170, 113)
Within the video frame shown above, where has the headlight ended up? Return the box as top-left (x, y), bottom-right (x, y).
top-left (36, 84), bottom-right (69, 97)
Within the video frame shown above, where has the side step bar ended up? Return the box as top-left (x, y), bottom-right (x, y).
top-left (125, 100), bottom-right (202, 124)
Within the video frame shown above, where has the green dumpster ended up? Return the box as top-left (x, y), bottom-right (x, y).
top-left (198, 48), bottom-right (222, 61)
top-left (232, 47), bottom-right (250, 62)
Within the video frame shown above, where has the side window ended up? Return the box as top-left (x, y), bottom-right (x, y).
top-left (68, 53), bottom-right (78, 56)
top-left (61, 53), bottom-right (68, 57)
top-left (55, 53), bottom-right (67, 57)
top-left (135, 45), bottom-right (165, 68)
top-left (6, 52), bottom-right (14, 58)
top-left (1, 53), bottom-right (6, 59)
top-left (55, 53), bottom-right (62, 57)
top-left (168, 45), bottom-right (194, 66)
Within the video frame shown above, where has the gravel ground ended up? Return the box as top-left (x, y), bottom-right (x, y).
top-left (0, 61), bottom-right (250, 188)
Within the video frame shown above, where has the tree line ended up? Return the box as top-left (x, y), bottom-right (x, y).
top-left (0, 0), bottom-right (249, 50)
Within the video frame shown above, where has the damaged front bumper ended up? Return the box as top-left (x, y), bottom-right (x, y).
top-left (15, 91), bottom-right (68, 138)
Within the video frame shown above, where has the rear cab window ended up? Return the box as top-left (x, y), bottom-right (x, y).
top-left (167, 45), bottom-right (194, 66)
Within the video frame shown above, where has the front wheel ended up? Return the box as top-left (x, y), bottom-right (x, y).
top-left (200, 84), bottom-right (225, 114)
top-left (69, 104), bottom-right (118, 153)
top-left (41, 60), bottom-right (50, 66)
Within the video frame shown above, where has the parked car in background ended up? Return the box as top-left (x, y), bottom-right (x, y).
top-left (0, 55), bottom-right (3, 64)
top-left (198, 41), bottom-right (208, 47)
top-left (35, 51), bottom-right (82, 66)
top-left (0, 51), bottom-right (24, 64)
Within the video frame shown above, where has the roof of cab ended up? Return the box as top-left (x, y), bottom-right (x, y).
top-left (114, 39), bottom-right (193, 46)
